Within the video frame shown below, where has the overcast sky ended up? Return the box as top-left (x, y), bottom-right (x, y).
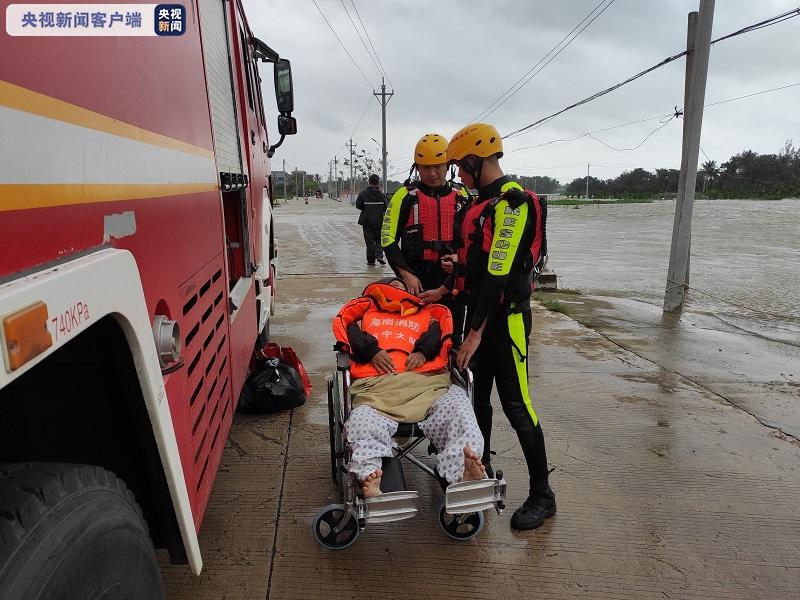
top-left (243, 0), bottom-right (800, 185)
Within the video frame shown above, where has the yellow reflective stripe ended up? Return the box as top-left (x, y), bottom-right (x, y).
top-left (0, 183), bottom-right (218, 211)
top-left (487, 198), bottom-right (528, 276)
top-left (508, 312), bottom-right (538, 426)
top-left (500, 181), bottom-right (524, 193)
top-left (381, 186), bottom-right (408, 248)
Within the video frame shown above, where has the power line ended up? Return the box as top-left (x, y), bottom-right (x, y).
top-left (507, 80), bottom-right (800, 155)
top-left (349, 96), bottom-right (374, 139)
top-left (704, 81), bottom-right (800, 108)
top-left (507, 112), bottom-right (673, 153)
top-left (312, 0), bottom-right (376, 89)
top-left (472, 0), bottom-right (615, 123)
top-left (503, 7), bottom-right (800, 139)
top-left (586, 114), bottom-right (677, 151)
top-left (339, 0), bottom-right (383, 81)
top-left (687, 284), bottom-right (800, 321)
top-left (352, 103), bottom-right (381, 146)
top-left (350, 0), bottom-right (392, 88)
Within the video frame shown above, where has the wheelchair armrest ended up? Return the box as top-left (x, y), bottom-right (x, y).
top-left (336, 351), bottom-right (351, 372)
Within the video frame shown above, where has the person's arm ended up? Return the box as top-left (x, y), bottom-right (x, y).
top-left (380, 187), bottom-right (412, 272)
top-left (413, 319), bottom-right (442, 360)
top-left (469, 191), bottom-right (534, 332)
top-left (346, 324), bottom-right (380, 363)
top-left (355, 191), bottom-right (364, 210)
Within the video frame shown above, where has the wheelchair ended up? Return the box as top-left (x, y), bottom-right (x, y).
top-left (313, 350), bottom-right (507, 550)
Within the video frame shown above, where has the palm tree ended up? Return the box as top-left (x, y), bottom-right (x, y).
top-left (700, 160), bottom-right (719, 193)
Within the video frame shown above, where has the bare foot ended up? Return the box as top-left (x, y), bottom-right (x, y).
top-left (462, 446), bottom-right (486, 481)
top-left (362, 469), bottom-right (383, 497)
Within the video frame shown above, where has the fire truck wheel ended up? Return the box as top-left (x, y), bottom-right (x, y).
top-left (0, 463), bottom-right (164, 600)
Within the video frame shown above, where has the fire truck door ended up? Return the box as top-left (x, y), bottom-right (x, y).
top-left (198, 0), bottom-right (244, 177)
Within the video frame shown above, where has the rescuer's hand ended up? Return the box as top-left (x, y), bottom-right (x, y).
top-left (402, 272), bottom-right (423, 296)
top-left (419, 286), bottom-right (447, 304)
top-left (405, 352), bottom-right (426, 370)
top-left (371, 350), bottom-right (396, 374)
top-left (456, 330), bottom-right (482, 370)
top-left (440, 254), bottom-right (458, 274)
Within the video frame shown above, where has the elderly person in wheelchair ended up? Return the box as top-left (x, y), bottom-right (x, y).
top-left (315, 277), bottom-right (506, 549)
top-left (333, 277), bottom-right (485, 497)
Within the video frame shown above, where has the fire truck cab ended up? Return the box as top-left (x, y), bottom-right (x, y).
top-left (0, 1), bottom-right (295, 597)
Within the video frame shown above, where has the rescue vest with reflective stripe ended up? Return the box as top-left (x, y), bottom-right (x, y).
top-left (459, 185), bottom-right (545, 302)
top-left (403, 187), bottom-right (459, 262)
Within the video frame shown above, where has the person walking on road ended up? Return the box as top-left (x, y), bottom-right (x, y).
top-left (356, 174), bottom-right (387, 266)
top-left (441, 122), bottom-right (555, 531)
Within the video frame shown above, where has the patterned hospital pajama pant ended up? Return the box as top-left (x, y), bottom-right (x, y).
top-left (344, 385), bottom-right (484, 484)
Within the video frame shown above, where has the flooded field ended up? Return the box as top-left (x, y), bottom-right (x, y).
top-left (547, 198), bottom-right (800, 345)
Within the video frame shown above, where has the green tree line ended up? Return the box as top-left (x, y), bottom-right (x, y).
top-left (563, 141), bottom-right (800, 199)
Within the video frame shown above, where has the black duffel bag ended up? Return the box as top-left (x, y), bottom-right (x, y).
top-left (238, 359), bottom-right (307, 414)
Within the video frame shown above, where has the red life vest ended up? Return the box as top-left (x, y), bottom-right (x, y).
top-left (404, 187), bottom-right (458, 262)
top-left (458, 187), bottom-right (546, 300)
top-left (332, 282), bottom-right (453, 379)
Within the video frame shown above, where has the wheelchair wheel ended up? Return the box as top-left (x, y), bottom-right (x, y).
top-left (312, 504), bottom-right (360, 550)
top-left (327, 376), bottom-right (346, 487)
top-left (437, 500), bottom-right (484, 541)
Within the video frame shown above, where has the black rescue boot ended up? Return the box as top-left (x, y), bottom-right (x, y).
top-left (510, 479), bottom-right (556, 531)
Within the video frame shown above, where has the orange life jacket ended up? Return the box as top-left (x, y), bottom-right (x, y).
top-left (332, 282), bottom-right (453, 379)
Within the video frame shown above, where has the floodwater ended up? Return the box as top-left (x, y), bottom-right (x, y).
top-left (547, 199), bottom-right (800, 345)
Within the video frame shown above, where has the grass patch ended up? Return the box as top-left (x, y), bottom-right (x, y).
top-left (534, 294), bottom-right (570, 314)
top-left (557, 287), bottom-right (582, 295)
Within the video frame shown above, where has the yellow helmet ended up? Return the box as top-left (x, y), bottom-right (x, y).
top-left (446, 123), bottom-right (503, 163)
top-left (414, 133), bottom-right (448, 166)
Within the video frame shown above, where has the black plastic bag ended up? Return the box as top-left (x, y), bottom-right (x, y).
top-left (238, 359), bottom-right (307, 414)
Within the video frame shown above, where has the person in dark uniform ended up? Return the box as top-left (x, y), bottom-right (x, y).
top-left (356, 174), bottom-right (387, 266)
top-left (445, 122), bottom-right (555, 531)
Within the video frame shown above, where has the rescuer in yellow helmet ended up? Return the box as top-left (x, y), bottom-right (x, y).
top-left (380, 133), bottom-right (469, 342)
top-left (445, 122), bottom-right (555, 531)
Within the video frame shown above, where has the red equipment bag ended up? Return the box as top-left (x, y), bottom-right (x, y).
top-left (260, 343), bottom-right (312, 397)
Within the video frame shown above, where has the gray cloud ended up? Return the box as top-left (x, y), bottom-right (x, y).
top-left (244, 0), bottom-right (800, 184)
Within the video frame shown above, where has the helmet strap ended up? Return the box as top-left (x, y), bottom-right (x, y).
top-left (405, 165), bottom-right (417, 188)
top-left (461, 157), bottom-right (484, 190)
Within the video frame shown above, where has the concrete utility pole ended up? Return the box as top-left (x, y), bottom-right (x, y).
top-left (346, 138), bottom-right (357, 203)
top-left (334, 155), bottom-right (339, 198)
top-left (282, 158), bottom-right (287, 202)
top-left (373, 77), bottom-right (394, 194)
top-left (294, 167), bottom-right (298, 200)
top-left (664, 0), bottom-right (714, 313)
top-left (585, 163), bottom-right (590, 200)
top-left (328, 160), bottom-right (334, 197)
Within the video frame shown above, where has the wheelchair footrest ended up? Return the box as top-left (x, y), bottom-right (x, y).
top-left (363, 490), bottom-right (419, 524)
top-left (445, 478), bottom-right (507, 515)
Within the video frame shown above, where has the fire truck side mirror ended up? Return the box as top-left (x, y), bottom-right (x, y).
top-left (274, 58), bottom-right (294, 114)
top-left (277, 115), bottom-right (297, 136)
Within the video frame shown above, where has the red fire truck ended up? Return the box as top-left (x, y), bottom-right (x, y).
top-left (0, 1), bottom-right (296, 596)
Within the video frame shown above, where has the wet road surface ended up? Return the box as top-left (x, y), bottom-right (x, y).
top-left (161, 198), bottom-right (800, 599)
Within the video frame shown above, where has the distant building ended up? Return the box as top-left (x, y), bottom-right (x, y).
top-left (272, 170), bottom-right (288, 186)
